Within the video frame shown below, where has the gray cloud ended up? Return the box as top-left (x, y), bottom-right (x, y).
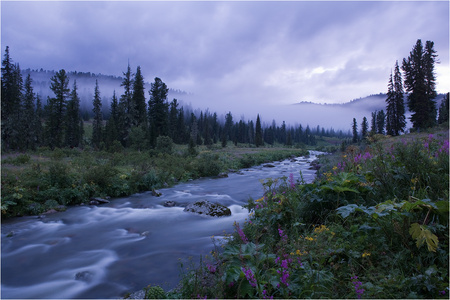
top-left (1, 1), bottom-right (448, 127)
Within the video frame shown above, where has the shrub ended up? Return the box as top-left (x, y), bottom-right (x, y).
top-left (156, 136), bottom-right (174, 154)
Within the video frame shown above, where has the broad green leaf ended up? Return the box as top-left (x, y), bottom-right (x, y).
top-left (409, 223), bottom-right (439, 252)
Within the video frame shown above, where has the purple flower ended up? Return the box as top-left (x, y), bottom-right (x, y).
top-left (289, 173), bottom-right (295, 189)
top-left (206, 264), bottom-right (216, 273)
top-left (262, 289), bottom-right (274, 299)
top-left (351, 276), bottom-right (365, 299)
top-left (278, 226), bottom-right (288, 242)
top-left (236, 224), bottom-right (248, 244)
top-left (242, 267), bottom-right (257, 287)
top-left (439, 290), bottom-right (446, 296)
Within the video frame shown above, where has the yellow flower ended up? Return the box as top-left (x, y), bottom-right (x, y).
top-left (314, 225), bottom-right (329, 234)
top-left (305, 236), bottom-right (315, 241)
top-left (362, 251), bottom-right (371, 258)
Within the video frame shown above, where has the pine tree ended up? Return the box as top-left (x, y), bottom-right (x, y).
top-left (438, 93), bottom-right (449, 124)
top-left (402, 39), bottom-right (438, 129)
top-left (46, 69), bottom-right (70, 149)
top-left (65, 80), bottom-right (82, 148)
top-left (91, 80), bottom-right (103, 149)
top-left (148, 77), bottom-right (169, 146)
top-left (21, 74), bottom-right (36, 150)
top-left (352, 118), bottom-right (358, 143)
top-left (385, 72), bottom-right (395, 136)
top-left (370, 111), bottom-right (377, 134)
top-left (377, 110), bottom-right (386, 134)
top-left (168, 99), bottom-right (179, 141)
top-left (132, 66), bottom-right (147, 126)
top-left (35, 94), bottom-right (43, 146)
top-left (105, 91), bottom-right (120, 148)
top-left (118, 63), bottom-right (134, 146)
top-left (255, 114), bottom-right (264, 147)
top-left (361, 116), bottom-right (369, 140)
top-left (393, 61), bottom-right (406, 135)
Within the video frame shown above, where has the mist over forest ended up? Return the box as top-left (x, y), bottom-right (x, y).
top-left (22, 68), bottom-right (445, 132)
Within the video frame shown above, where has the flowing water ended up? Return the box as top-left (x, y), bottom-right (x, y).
top-left (1, 151), bottom-right (321, 299)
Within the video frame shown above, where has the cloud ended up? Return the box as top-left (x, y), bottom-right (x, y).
top-left (1, 1), bottom-right (448, 127)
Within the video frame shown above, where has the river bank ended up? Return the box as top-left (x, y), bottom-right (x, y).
top-left (1, 145), bottom-right (309, 219)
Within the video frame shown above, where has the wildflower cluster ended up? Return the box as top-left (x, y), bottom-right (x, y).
top-left (235, 222), bottom-right (248, 244)
top-left (275, 256), bottom-right (292, 287)
top-left (351, 276), bottom-right (365, 299)
top-left (242, 266), bottom-right (257, 288)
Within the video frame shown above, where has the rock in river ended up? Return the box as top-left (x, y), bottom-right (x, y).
top-left (183, 200), bottom-right (231, 217)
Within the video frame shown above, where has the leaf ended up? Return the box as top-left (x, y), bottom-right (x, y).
top-left (336, 204), bottom-right (359, 218)
top-left (409, 223), bottom-right (439, 252)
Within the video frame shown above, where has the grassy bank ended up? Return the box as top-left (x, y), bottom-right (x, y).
top-left (1, 144), bottom-right (308, 218)
top-left (154, 129), bottom-right (449, 299)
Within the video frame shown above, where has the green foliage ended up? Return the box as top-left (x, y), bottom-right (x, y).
top-left (155, 135), bottom-right (174, 154)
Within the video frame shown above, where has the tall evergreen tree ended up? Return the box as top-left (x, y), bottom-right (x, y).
top-left (402, 39), bottom-right (438, 129)
top-left (255, 114), bottom-right (264, 147)
top-left (361, 116), bottom-right (369, 140)
top-left (21, 74), bottom-right (36, 150)
top-left (91, 80), bottom-right (103, 148)
top-left (132, 66), bottom-right (147, 126)
top-left (437, 93), bottom-right (449, 124)
top-left (352, 118), bottom-right (358, 143)
top-left (46, 69), bottom-right (70, 149)
top-left (35, 94), bottom-right (43, 147)
top-left (393, 61), bottom-right (406, 135)
top-left (370, 111), bottom-right (377, 134)
top-left (105, 91), bottom-right (120, 148)
top-left (168, 99), bottom-right (179, 141)
top-left (65, 80), bottom-right (82, 148)
top-left (148, 77), bottom-right (169, 146)
top-left (385, 72), bottom-right (396, 136)
top-left (377, 110), bottom-right (386, 134)
top-left (118, 63), bottom-right (134, 146)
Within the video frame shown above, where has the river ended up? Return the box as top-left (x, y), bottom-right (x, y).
top-left (1, 151), bottom-right (321, 299)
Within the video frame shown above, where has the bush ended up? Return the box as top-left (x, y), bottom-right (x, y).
top-left (195, 153), bottom-right (223, 177)
top-left (156, 136), bottom-right (174, 154)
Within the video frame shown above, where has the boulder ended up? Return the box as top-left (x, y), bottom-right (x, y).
top-left (217, 172), bottom-right (228, 178)
top-left (263, 163), bottom-right (276, 168)
top-left (183, 200), bottom-right (231, 217)
top-left (90, 197), bottom-right (110, 204)
top-left (164, 201), bottom-right (176, 207)
top-left (152, 189), bottom-right (162, 197)
top-left (75, 270), bottom-right (94, 282)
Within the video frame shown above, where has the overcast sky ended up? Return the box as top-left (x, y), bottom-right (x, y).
top-left (1, 0), bottom-right (449, 123)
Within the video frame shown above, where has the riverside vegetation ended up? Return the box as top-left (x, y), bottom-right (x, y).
top-left (0, 139), bottom-right (309, 218)
top-left (138, 128), bottom-right (448, 299)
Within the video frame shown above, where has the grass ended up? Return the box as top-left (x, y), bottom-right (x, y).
top-left (1, 143), bottom-right (309, 218)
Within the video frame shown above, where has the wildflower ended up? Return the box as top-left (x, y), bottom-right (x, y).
top-left (304, 236), bottom-right (315, 241)
top-left (362, 251), bottom-right (371, 258)
top-left (351, 276), bottom-right (365, 299)
top-left (439, 290), bottom-right (446, 296)
top-left (314, 224), bottom-right (329, 234)
top-left (242, 266), bottom-right (257, 288)
top-left (289, 173), bottom-right (295, 189)
top-left (235, 223), bottom-right (248, 244)
top-left (206, 264), bottom-right (216, 273)
top-left (278, 226), bottom-right (288, 242)
top-left (262, 289), bottom-right (274, 299)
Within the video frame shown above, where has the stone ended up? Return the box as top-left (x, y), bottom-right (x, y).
top-left (263, 163), bottom-right (276, 168)
top-left (75, 270), bottom-right (94, 282)
top-left (90, 197), bottom-right (110, 204)
top-left (183, 200), bottom-right (231, 217)
top-left (217, 172), bottom-right (228, 178)
top-left (152, 189), bottom-right (162, 197)
top-left (164, 201), bottom-right (176, 207)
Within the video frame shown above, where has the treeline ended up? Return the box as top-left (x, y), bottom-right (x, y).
top-left (351, 39), bottom-right (449, 143)
top-left (1, 46), bottom-right (350, 152)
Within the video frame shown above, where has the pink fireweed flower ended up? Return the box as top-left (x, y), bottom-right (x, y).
top-left (289, 173), bottom-right (295, 189)
top-left (242, 267), bottom-right (257, 287)
top-left (235, 223), bottom-right (248, 244)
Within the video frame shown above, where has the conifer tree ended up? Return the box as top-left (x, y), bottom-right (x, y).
top-left (352, 118), bottom-right (358, 143)
top-left (377, 110), bottom-right (386, 134)
top-left (385, 72), bottom-right (396, 136)
top-left (105, 91), bottom-right (120, 148)
top-left (393, 61), bottom-right (406, 135)
top-left (168, 99), bottom-right (179, 141)
top-left (402, 39), bottom-right (438, 129)
top-left (91, 80), bottom-right (103, 149)
top-left (255, 114), bottom-right (264, 147)
top-left (370, 111), bottom-right (377, 134)
top-left (361, 116), bottom-right (369, 140)
top-left (438, 93), bottom-right (449, 124)
top-left (21, 74), bottom-right (36, 150)
top-left (35, 94), bottom-right (43, 146)
top-left (132, 66), bottom-right (147, 126)
top-left (46, 69), bottom-right (70, 149)
top-left (148, 77), bottom-right (169, 146)
top-left (65, 80), bottom-right (82, 148)
top-left (118, 63), bottom-right (134, 146)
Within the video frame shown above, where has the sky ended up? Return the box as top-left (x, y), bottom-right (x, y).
top-left (1, 0), bottom-right (449, 128)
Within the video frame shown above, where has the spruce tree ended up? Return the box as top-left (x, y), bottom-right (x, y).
top-left (377, 110), bottom-right (386, 134)
top-left (46, 69), bottom-right (70, 149)
top-left (92, 80), bottom-right (103, 149)
top-left (148, 77), bottom-right (169, 146)
top-left (385, 72), bottom-right (395, 136)
top-left (438, 93), bottom-right (449, 124)
top-left (118, 63), bottom-right (134, 146)
top-left (402, 39), bottom-right (438, 129)
top-left (352, 118), bottom-right (358, 143)
top-left (35, 94), bottom-right (43, 147)
top-left (168, 99), bottom-right (179, 141)
top-left (105, 91), bottom-right (120, 148)
top-left (132, 66), bottom-right (147, 126)
top-left (370, 111), bottom-right (377, 134)
top-left (393, 61), bottom-right (406, 135)
top-left (255, 114), bottom-right (264, 147)
top-left (65, 80), bottom-right (82, 148)
top-left (361, 116), bottom-right (369, 140)
top-left (21, 74), bottom-right (36, 150)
